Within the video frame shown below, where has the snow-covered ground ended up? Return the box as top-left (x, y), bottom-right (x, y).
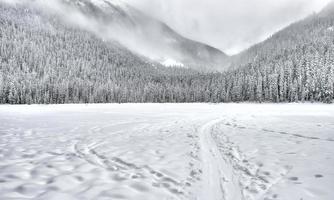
top-left (0, 104), bottom-right (333, 200)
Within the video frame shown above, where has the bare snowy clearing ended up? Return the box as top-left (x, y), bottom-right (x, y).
top-left (0, 104), bottom-right (333, 200)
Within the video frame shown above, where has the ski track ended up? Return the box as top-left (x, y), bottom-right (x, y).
top-left (0, 104), bottom-right (334, 200)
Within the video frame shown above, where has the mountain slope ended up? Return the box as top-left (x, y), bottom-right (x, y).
top-left (62, 0), bottom-right (228, 71)
top-left (222, 2), bottom-right (334, 102)
top-left (0, 2), bottom-right (221, 104)
top-left (227, 2), bottom-right (334, 70)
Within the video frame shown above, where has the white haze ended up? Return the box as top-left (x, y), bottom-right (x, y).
top-left (0, 0), bottom-right (185, 65)
top-left (127, 0), bottom-right (332, 55)
top-left (1, 0), bottom-right (331, 58)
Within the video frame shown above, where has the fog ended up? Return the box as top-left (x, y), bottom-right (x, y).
top-left (127, 0), bottom-right (331, 55)
top-left (0, 0), bottom-right (186, 64)
top-left (1, 0), bottom-right (331, 62)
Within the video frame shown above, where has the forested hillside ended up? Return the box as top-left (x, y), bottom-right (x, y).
top-left (1, 2), bottom-right (334, 104)
top-left (0, 4), bottom-right (220, 104)
top-left (62, 0), bottom-right (228, 71)
top-left (225, 3), bottom-right (334, 102)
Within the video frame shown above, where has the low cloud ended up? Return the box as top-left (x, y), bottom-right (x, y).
top-left (2, 0), bottom-right (331, 57)
top-left (0, 0), bottom-right (184, 63)
top-left (127, 0), bottom-right (331, 55)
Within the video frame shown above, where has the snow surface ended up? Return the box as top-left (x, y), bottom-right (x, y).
top-left (0, 104), bottom-right (334, 200)
top-left (90, 0), bottom-right (127, 8)
top-left (161, 58), bottom-right (185, 67)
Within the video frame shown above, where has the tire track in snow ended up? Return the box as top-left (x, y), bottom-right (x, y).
top-left (199, 118), bottom-right (243, 200)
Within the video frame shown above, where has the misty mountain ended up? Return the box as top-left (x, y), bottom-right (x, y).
top-left (226, 1), bottom-right (334, 70)
top-left (61, 0), bottom-right (228, 71)
top-left (0, 0), bottom-right (333, 104)
top-left (0, 2), bottom-right (222, 104)
top-left (222, 1), bottom-right (334, 102)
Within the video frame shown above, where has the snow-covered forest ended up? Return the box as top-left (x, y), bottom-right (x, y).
top-left (1, 2), bottom-right (334, 104)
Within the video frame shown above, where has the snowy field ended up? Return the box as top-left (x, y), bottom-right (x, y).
top-left (0, 104), bottom-right (333, 200)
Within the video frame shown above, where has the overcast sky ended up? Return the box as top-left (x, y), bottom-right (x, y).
top-left (127, 0), bottom-right (331, 55)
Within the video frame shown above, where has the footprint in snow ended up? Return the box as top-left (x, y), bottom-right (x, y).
top-left (315, 174), bottom-right (323, 178)
top-left (289, 177), bottom-right (299, 181)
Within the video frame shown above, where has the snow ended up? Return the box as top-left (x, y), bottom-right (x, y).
top-left (0, 103), bottom-right (334, 200)
top-left (89, 0), bottom-right (108, 8)
top-left (90, 0), bottom-right (127, 9)
top-left (161, 58), bottom-right (185, 67)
